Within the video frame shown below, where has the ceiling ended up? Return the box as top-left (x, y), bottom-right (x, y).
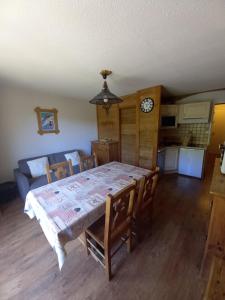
top-left (0, 0), bottom-right (225, 100)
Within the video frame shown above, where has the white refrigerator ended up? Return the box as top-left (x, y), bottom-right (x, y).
top-left (178, 148), bottom-right (205, 178)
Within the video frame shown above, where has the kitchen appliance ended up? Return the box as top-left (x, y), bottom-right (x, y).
top-left (178, 147), bottom-right (205, 178)
top-left (161, 115), bottom-right (177, 128)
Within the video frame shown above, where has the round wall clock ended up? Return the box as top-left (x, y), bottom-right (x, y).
top-left (140, 97), bottom-right (154, 113)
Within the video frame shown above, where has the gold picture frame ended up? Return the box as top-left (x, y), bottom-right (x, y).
top-left (35, 107), bottom-right (60, 135)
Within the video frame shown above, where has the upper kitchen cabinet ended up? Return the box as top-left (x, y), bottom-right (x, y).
top-left (160, 105), bottom-right (178, 116)
top-left (178, 101), bottom-right (211, 124)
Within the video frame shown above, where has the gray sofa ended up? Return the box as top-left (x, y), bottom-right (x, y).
top-left (14, 149), bottom-right (82, 201)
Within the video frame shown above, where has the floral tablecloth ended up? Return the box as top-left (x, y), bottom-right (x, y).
top-left (24, 162), bottom-right (150, 269)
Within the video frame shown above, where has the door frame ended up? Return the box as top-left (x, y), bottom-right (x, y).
top-left (208, 103), bottom-right (225, 154)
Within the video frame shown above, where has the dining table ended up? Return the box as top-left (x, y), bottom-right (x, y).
top-left (24, 161), bottom-right (150, 270)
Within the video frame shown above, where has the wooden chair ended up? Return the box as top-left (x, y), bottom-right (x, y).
top-left (85, 180), bottom-right (137, 280)
top-left (79, 153), bottom-right (98, 172)
top-left (133, 167), bottom-right (160, 241)
top-left (46, 160), bottom-right (74, 183)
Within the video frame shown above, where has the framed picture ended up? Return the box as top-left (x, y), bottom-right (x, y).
top-left (35, 107), bottom-right (60, 135)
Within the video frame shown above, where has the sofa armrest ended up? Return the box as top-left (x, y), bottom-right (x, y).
top-left (14, 168), bottom-right (31, 201)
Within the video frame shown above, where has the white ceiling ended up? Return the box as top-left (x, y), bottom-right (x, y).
top-left (0, 0), bottom-right (225, 100)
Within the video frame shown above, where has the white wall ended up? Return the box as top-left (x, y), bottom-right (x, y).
top-left (176, 90), bottom-right (225, 104)
top-left (0, 85), bottom-right (97, 182)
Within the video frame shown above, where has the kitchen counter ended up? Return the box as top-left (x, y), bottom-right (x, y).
top-left (210, 158), bottom-right (225, 198)
top-left (158, 145), bottom-right (207, 152)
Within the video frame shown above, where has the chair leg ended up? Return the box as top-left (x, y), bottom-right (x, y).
top-left (105, 250), bottom-right (112, 281)
top-left (127, 228), bottom-right (132, 253)
top-left (84, 232), bottom-right (90, 256)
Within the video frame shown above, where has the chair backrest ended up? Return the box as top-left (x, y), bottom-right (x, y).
top-left (46, 160), bottom-right (74, 183)
top-left (79, 153), bottom-right (98, 172)
top-left (104, 180), bottom-right (137, 248)
top-left (135, 167), bottom-right (159, 217)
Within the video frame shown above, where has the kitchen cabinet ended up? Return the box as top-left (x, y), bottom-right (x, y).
top-left (178, 102), bottom-right (211, 124)
top-left (164, 147), bottom-right (179, 172)
top-left (160, 105), bottom-right (178, 116)
top-left (201, 159), bottom-right (225, 275)
top-left (158, 146), bottom-right (205, 177)
top-left (178, 147), bottom-right (205, 178)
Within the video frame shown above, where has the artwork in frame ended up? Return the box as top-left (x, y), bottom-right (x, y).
top-left (35, 107), bottom-right (60, 135)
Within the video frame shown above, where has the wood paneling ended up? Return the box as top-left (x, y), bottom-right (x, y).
top-left (97, 85), bottom-right (162, 169)
top-left (204, 257), bottom-right (225, 300)
top-left (120, 107), bottom-right (136, 165)
top-left (137, 86), bottom-right (161, 169)
top-left (97, 104), bottom-right (119, 141)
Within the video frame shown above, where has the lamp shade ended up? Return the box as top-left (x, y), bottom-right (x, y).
top-left (89, 71), bottom-right (123, 106)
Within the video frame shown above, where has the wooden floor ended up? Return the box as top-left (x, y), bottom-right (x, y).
top-left (0, 170), bottom-right (213, 300)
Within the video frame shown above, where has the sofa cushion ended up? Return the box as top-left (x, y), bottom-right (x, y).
top-left (18, 154), bottom-right (55, 177)
top-left (18, 149), bottom-right (82, 177)
top-left (27, 157), bottom-right (49, 178)
top-left (64, 151), bottom-right (80, 166)
top-left (16, 149), bottom-right (83, 200)
top-left (52, 149), bottom-right (81, 164)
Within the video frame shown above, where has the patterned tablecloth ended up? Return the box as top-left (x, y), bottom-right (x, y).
top-left (24, 162), bottom-right (150, 269)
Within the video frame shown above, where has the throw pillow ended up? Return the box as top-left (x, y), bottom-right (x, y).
top-left (64, 151), bottom-right (80, 166)
top-left (27, 157), bottom-right (49, 178)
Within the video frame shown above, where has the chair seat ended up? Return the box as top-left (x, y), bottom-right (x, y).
top-left (86, 216), bottom-right (105, 248)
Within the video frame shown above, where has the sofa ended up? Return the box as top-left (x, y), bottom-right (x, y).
top-left (14, 149), bottom-right (82, 201)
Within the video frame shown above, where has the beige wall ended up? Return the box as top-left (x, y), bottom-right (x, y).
top-left (0, 85), bottom-right (97, 182)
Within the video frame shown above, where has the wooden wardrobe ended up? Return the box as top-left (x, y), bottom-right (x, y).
top-left (96, 85), bottom-right (162, 169)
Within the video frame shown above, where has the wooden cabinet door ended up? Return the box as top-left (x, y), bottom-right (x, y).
top-left (202, 196), bottom-right (225, 273)
top-left (178, 102), bottom-right (210, 123)
top-left (97, 146), bottom-right (110, 165)
top-left (208, 104), bottom-right (225, 155)
top-left (183, 102), bottom-right (210, 119)
top-left (92, 143), bottom-right (109, 165)
top-left (108, 143), bottom-right (119, 162)
top-left (160, 105), bottom-right (178, 116)
top-left (164, 147), bottom-right (179, 171)
top-left (120, 107), bottom-right (137, 165)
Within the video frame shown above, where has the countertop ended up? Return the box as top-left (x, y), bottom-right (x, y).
top-left (210, 158), bottom-right (225, 199)
top-left (158, 145), bottom-right (207, 152)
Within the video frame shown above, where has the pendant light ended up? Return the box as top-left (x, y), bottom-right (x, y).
top-left (89, 70), bottom-right (123, 113)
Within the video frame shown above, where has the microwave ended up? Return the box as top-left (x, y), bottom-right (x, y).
top-left (161, 115), bottom-right (177, 128)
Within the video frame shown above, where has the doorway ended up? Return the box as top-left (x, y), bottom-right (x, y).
top-left (208, 104), bottom-right (225, 156)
